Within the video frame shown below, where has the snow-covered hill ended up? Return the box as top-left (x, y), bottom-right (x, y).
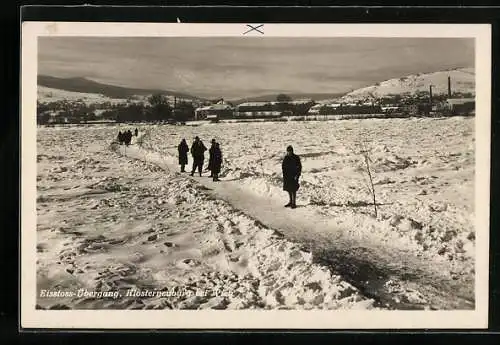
top-left (38, 85), bottom-right (191, 107)
top-left (38, 86), bottom-right (132, 105)
top-left (339, 67), bottom-right (475, 103)
top-left (37, 75), bottom-right (205, 104)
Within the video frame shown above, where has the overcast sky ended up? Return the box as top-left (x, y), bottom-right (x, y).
top-left (38, 37), bottom-right (474, 99)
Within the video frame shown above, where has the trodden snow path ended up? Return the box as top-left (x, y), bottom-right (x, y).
top-left (115, 140), bottom-right (474, 310)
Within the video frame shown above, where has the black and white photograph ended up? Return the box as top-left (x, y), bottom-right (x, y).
top-left (21, 23), bottom-right (491, 329)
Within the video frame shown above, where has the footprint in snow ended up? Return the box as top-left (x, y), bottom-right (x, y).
top-left (176, 258), bottom-right (201, 269)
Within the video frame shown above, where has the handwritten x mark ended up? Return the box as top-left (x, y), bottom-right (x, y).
top-left (243, 24), bottom-right (264, 35)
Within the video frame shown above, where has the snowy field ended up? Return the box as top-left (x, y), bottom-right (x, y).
top-left (145, 118), bottom-right (475, 266)
top-left (36, 117), bottom-right (475, 310)
top-left (36, 126), bottom-right (375, 310)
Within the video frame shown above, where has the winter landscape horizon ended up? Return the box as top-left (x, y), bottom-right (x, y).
top-left (26, 30), bottom-right (491, 329)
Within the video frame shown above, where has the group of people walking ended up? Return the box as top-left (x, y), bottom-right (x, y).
top-left (114, 128), bottom-right (302, 208)
top-left (177, 136), bottom-right (223, 182)
top-left (178, 137), bottom-right (302, 208)
top-left (115, 128), bottom-right (302, 208)
top-left (117, 128), bottom-right (139, 146)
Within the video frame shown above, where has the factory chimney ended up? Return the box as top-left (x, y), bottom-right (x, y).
top-left (448, 76), bottom-right (452, 98)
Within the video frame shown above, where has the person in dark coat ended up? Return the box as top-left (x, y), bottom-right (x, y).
top-left (212, 143), bottom-right (222, 182)
top-left (124, 130), bottom-right (132, 146)
top-left (282, 145), bottom-right (302, 209)
top-left (117, 131), bottom-right (124, 145)
top-left (178, 139), bottom-right (189, 172)
top-left (207, 139), bottom-right (216, 177)
top-left (134, 128), bottom-right (138, 136)
top-left (190, 136), bottom-right (207, 176)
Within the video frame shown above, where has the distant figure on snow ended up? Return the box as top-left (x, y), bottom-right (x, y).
top-left (124, 130), bottom-right (132, 146)
top-left (117, 131), bottom-right (124, 145)
top-left (207, 139), bottom-right (217, 177)
top-left (190, 136), bottom-right (207, 176)
top-left (134, 128), bottom-right (138, 137)
top-left (212, 143), bottom-right (222, 182)
top-left (282, 145), bottom-right (302, 209)
top-left (178, 139), bottom-right (189, 172)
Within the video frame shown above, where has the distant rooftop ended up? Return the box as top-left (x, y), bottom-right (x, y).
top-left (237, 102), bottom-right (274, 107)
top-left (290, 99), bottom-right (314, 104)
top-left (195, 104), bottom-right (232, 111)
top-left (446, 98), bottom-right (475, 105)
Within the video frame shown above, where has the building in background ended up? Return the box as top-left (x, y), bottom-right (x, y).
top-left (443, 98), bottom-right (475, 116)
top-left (234, 102), bottom-right (283, 118)
top-left (194, 103), bottom-right (233, 120)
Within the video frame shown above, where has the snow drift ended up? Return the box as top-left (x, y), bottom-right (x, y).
top-left (36, 126), bottom-right (376, 310)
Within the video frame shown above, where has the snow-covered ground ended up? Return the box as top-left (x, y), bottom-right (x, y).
top-left (141, 118), bottom-right (475, 306)
top-left (36, 116), bottom-right (475, 310)
top-left (36, 126), bottom-right (376, 310)
top-left (145, 118), bottom-right (474, 261)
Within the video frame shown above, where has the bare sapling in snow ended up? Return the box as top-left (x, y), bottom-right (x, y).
top-left (359, 141), bottom-right (378, 218)
top-left (137, 128), bottom-right (151, 148)
top-left (253, 143), bottom-right (266, 176)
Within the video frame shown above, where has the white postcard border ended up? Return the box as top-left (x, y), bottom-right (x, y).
top-left (21, 22), bottom-right (491, 329)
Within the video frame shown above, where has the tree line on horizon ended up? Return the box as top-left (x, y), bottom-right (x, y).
top-left (36, 93), bottom-right (310, 125)
top-left (37, 94), bottom-right (195, 125)
top-left (36, 90), bottom-right (474, 125)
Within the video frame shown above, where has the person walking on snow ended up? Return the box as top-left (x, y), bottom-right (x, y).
top-left (282, 145), bottom-right (302, 209)
top-left (190, 136), bottom-right (207, 176)
top-left (134, 128), bottom-right (138, 137)
top-left (124, 130), bottom-right (132, 146)
top-left (212, 142), bottom-right (223, 182)
top-left (178, 139), bottom-right (189, 172)
top-left (207, 139), bottom-right (216, 177)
